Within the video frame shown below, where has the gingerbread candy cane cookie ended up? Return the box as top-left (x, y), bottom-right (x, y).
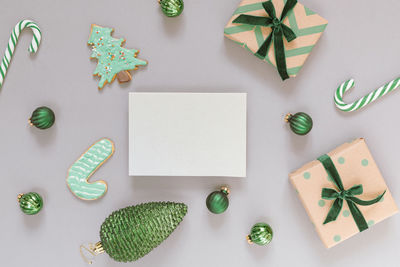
top-left (0, 20), bottom-right (42, 89)
top-left (67, 138), bottom-right (114, 200)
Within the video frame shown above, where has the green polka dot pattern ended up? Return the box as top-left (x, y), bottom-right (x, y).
top-left (333, 235), bottom-right (341, 242)
top-left (318, 200), bottom-right (325, 207)
top-left (361, 159), bottom-right (369, 166)
top-left (368, 220), bottom-right (375, 226)
top-left (342, 210), bottom-right (350, 217)
top-left (303, 172), bottom-right (311, 179)
top-left (338, 157), bottom-right (345, 164)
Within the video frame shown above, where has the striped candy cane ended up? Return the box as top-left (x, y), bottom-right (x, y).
top-left (0, 20), bottom-right (42, 89)
top-left (334, 77), bottom-right (400, 112)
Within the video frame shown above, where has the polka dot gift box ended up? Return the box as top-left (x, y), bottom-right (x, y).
top-left (289, 138), bottom-right (398, 248)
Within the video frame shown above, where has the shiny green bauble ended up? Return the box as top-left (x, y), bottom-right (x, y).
top-left (18, 192), bottom-right (43, 215)
top-left (285, 112), bottom-right (313, 136)
top-left (247, 223), bottom-right (273, 246)
top-left (206, 187), bottom-right (229, 214)
top-left (159, 0), bottom-right (184, 17)
top-left (29, 106), bottom-right (55, 129)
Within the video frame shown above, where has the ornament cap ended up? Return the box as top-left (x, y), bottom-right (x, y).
top-left (220, 186), bottom-right (230, 195)
top-left (246, 235), bottom-right (253, 244)
top-left (284, 113), bottom-right (293, 123)
top-left (17, 193), bottom-right (24, 202)
top-left (80, 241), bottom-right (104, 264)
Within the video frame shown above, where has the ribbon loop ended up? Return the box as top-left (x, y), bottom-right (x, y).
top-left (318, 155), bottom-right (386, 232)
top-left (232, 0), bottom-right (298, 80)
top-left (321, 188), bottom-right (339, 200)
top-left (262, 1), bottom-right (276, 18)
top-left (347, 184), bottom-right (363, 196)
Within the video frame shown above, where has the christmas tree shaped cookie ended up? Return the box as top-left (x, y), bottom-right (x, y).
top-left (88, 24), bottom-right (147, 89)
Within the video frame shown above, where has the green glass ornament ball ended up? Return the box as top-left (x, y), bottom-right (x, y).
top-left (285, 112), bottom-right (313, 136)
top-left (206, 187), bottom-right (230, 214)
top-left (29, 106), bottom-right (55, 130)
top-left (159, 0), bottom-right (184, 17)
top-left (18, 192), bottom-right (43, 215)
top-left (247, 222), bottom-right (273, 246)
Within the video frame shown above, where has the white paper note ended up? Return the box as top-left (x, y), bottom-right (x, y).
top-left (129, 93), bottom-right (247, 177)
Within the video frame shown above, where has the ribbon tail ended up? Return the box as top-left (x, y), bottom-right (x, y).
top-left (347, 200), bottom-right (369, 232)
top-left (323, 198), bottom-right (343, 224)
top-left (281, 24), bottom-right (296, 42)
top-left (318, 155), bottom-right (344, 191)
top-left (273, 30), bottom-right (289, 80)
top-left (255, 33), bottom-right (273, 59)
top-left (348, 190), bottom-right (386, 206)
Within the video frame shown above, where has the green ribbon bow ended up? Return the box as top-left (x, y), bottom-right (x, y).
top-left (232, 0), bottom-right (297, 80)
top-left (318, 154), bottom-right (386, 232)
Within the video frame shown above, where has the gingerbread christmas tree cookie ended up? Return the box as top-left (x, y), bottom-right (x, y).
top-left (88, 24), bottom-right (147, 89)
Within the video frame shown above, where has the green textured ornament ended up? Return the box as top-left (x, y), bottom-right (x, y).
top-left (158, 0), bottom-right (184, 17)
top-left (206, 186), bottom-right (229, 214)
top-left (247, 223), bottom-right (273, 246)
top-left (29, 106), bottom-right (55, 129)
top-left (285, 112), bottom-right (313, 136)
top-left (18, 192), bottom-right (43, 215)
top-left (80, 202), bottom-right (187, 263)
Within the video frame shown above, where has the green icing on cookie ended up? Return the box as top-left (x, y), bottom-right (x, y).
top-left (88, 25), bottom-right (147, 89)
top-left (67, 138), bottom-right (114, 200)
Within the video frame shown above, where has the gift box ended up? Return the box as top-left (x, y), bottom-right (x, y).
top-left (289, 138), bottom-right (398, 248)
top-left (224, 0), bottom-right (328, 80)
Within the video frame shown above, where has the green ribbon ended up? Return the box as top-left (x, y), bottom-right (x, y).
top-left (232, 0), bottom-right (297, 80)
top-left (318, 154), bottom-right (386, 232)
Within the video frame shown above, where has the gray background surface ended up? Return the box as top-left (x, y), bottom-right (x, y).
top-left (1, 0), bottom-right (399, 266)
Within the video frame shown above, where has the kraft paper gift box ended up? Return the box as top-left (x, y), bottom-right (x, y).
top-left (224, 0), bottom-right (328, 79)
top-left (289, 139), bottom-right (398, 248)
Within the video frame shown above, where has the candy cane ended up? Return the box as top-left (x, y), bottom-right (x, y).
top-left (334, 77), bottom-right (400, 112)
top-left (0, 20), bottom-right (42, 89)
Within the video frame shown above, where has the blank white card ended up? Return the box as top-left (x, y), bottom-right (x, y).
top-left (129, 93), bottom-right (247, 177)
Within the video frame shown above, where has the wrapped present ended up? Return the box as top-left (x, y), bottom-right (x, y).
top-left (289, 138), bottom-right (398, 248)
top-left (224, 0), bottom-right (328, 80)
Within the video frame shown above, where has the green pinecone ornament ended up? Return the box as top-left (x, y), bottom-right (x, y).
top-left (206, 187), bottom-right (230, 214)
top-left (29, 106), bottom-right (55, 129)
top-left (247, 223), bottom-right (273, 246)
top-left (82, 202), bottom-right (187, 263)
top-left (18, 192), bottom-right (43, 215)
top-left (159, 0), bottom-right (184, 17)
top-left (285, 112), bottom-right (313, 136)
